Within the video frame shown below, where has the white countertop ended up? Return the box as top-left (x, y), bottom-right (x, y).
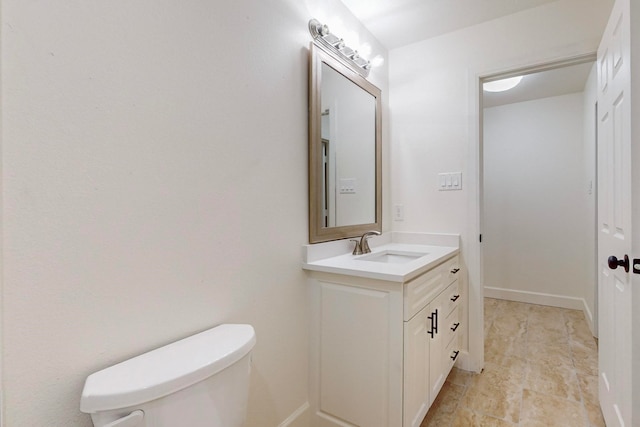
top-left (302, 232), bottom-right (459, 282)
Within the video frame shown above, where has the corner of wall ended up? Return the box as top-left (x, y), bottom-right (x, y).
top-left (277, 402), bottom-right (310, 427)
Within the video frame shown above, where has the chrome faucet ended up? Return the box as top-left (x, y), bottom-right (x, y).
top-left (359, 230), bottom-right (381, 254)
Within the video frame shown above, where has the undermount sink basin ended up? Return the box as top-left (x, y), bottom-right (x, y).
top-left (357, 250), bottom-right (428, 264)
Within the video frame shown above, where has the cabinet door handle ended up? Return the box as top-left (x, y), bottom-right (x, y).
top-left (451, 322), bottom-right (460, 332)
top-left (427, 309), bottom-right (438, 338)
top-left (433, 309), bottom-right (438, 335)
top-left (450, 350), bottom-right (460, 361)
top-left (450, 268), bottom-right (460, 274)
top-left (450, 294), bottom-right (460, 302)
top-left (427, 312), bottom-right (435, 338)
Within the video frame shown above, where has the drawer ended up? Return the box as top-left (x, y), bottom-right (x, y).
top-left (404, 264), bottom-right (446, 321)
top-left (444, 324), bottom-right (461, 371)
top-left (443, 256), bottom-right (461, 285)
top-left (441, 280), bottom-right (461, 318)
top-left (442, 306), bottom-right (460, 347)
top-left (404, 255), bottom-right (460, 321)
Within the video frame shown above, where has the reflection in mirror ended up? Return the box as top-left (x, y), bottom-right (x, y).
top-left (321, 63), bottom-right (376, 227)
top-left (309, 42), bottom-right (382, 243)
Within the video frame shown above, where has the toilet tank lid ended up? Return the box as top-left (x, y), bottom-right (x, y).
top-left (80, 323), bottom-right (256, 413)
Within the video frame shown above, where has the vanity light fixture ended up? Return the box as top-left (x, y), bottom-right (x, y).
top-left (483, 76), bottom-right (524, 92)
top-left (309, 18), bottom-right (371, 77)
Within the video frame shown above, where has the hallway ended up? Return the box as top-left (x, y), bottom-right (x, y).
top-left (421, 298), bottom-right (604, 426)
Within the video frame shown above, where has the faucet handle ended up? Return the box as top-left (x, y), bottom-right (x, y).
top-left (351, 239), bottom-right (363, 255)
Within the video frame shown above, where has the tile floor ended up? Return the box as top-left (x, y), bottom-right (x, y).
top-left (420, 298), bottom-right (604, 427)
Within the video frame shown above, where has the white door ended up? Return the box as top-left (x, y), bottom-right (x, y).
top-left (596, 0), bottom-right (633, 425)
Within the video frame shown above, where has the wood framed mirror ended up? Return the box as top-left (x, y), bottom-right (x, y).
top-left (308, 41), bottom-right (382, 243)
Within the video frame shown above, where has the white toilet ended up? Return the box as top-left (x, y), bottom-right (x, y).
top-left (80, 324), bottom-right (256, 427)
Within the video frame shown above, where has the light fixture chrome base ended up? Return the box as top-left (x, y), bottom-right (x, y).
top-left (308, 18), bottom-right (371, 78)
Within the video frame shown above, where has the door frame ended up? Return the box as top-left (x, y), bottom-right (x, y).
top-left (466, 52), bottom-right (597, 372)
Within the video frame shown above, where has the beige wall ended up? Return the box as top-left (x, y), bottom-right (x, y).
top-left (0, 1), bottom-right (388, 425)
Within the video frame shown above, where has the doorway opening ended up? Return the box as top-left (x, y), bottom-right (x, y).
top-left (478, 55), bottom-right (599, 335)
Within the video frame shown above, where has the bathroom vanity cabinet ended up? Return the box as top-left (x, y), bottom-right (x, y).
top-left (306, 253), bottom-right (462, 427)
top-left (403, 256), bottom-right (461, 427)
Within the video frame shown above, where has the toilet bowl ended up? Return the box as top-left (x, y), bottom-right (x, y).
top-left (80, 324), bottom-right (256, 427)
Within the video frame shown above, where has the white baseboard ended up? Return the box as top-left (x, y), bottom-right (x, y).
top-left (582, 298), bottom-right (596, 337)
top-left (278, 402), bottom-right (310, 427)
top-left (484, 286), bottom-right (585, 310)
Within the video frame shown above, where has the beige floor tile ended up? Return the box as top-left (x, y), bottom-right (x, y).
top-left (520, 389), bottom-right (587, 427)
top-left (570, 341), bottom-right (598, 377)
top-left (460, 363), bottom-right (523, 423)
top-left (485, 317), bottom-right (494, 338)
top-left (483, 358), bottom-right (527, 378)
top-left (526, 338), bottom-right (573, 366)
top-left (420, 381), bottom-right (465, 427)
top-left (527, 324), bottom-right (568, 344)
top-left (563, 309), bottom-right (585, 321)
top-left (451, 407), bottom-right (516, 427)
top-left (488, 314), bottom-right (528, 337)
top-left (524, 359), bottom-right (582, 401)
top-left (497, 305), bottom-right (531, 322)
top-left (423, 299), bottom-right (601, 427)
top-left (577, 374), bottom-right (599, 406)
top-left (571, 324), bottom-right (596, 345)
top-left (584, 401), bottom-right (606, 427)
top-left (497, 300), bottom-right (532, 312)
top-left (485, 333), bottom-right (527, 362)
top-left (566, 319), bottom-right (597, 347)
top-left (446, 367), bottom-right (474, 387)
top-left (528, 314), bottom-right (566, 333)
top-left (570, 332), bottom-right (598, 352)
top-left (485, 298), bottom-right (500, 318)
top-left (485, 351), bottom-right (529, 372)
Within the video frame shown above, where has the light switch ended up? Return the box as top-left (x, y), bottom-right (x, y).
top-left (452, 172), bottom-right (462, 189)
top-left (438, 172), bottom-right (462, 191)
top-left (439, 174), bottom-right (447, 189)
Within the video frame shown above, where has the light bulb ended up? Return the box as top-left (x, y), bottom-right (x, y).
top-left (483, 76), bottom-right (523, 92)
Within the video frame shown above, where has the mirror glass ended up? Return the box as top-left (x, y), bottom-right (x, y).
top-left (309, 42), bottom-right (382, 243)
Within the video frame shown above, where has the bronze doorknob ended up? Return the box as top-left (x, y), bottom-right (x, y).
top-left (608, 255), bottom-right (629, 273)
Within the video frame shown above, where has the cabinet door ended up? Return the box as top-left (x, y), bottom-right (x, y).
top-left (428, 280), bottom-right (461, 406)
top-left (317, 282), bottom-right (397, 427)
top-left (403, 306), bottom-right (430, 427)
top-left (428, 292), bottom-right (446, 405)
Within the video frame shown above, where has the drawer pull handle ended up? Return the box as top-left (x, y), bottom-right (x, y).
top-left (451, 322), bottom-right (460, 332)
top-left (450, 294), bottom-right (460, 302)
top-left (450, 350), bottom-right (460, 361)
top-left (427, 309), bottom-right (438, 338)
top-left (450, 268), bottom-right (460, 274)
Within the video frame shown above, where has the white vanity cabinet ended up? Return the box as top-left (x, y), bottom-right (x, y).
top-left (307, 253), bottom-right (462, 427)
top-left (403, 256), bottom-right (461, 427)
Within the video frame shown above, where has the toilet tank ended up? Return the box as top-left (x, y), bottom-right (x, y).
top-left (80, 324), bottom-right (256, 427)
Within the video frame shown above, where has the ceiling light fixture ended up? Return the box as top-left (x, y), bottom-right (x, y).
top-left (309, 18), bottom-right (371, 77)
top-left (483, 76), bottom-right (524, 92)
